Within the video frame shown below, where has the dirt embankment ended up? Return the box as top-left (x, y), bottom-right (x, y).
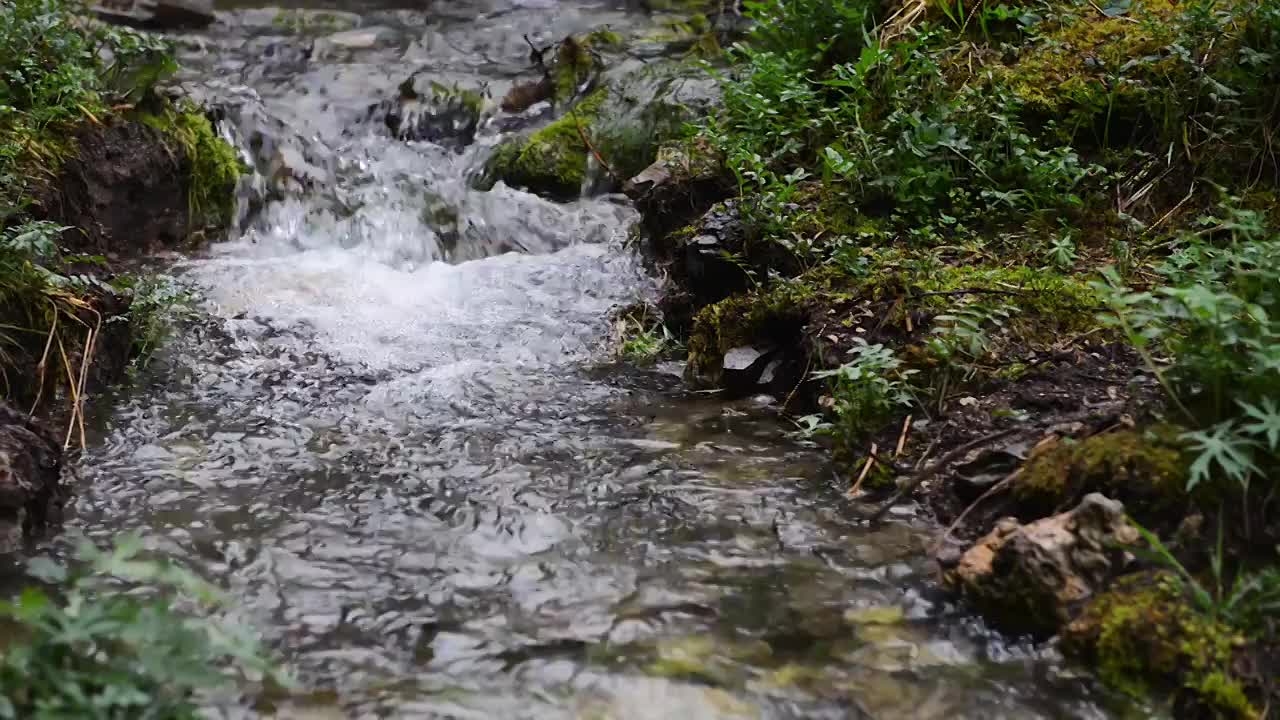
top-left (1, 106), bottom-right (240, 552)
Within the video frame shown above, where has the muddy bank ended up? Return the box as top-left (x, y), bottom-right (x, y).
top-left (34, 109), bottom-right (239, 257)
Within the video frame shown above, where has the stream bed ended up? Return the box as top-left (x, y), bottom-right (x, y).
top-left (62, 0), bottom-right (1134, 717)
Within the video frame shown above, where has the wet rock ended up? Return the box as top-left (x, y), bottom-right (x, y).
top-left (483, 58), bottom-right (721, 200)
top-left (312, 26), bottom-right (399, 58)
top-left (374, 76), bottom-right (486, 149)
top-left (625, 137), bottom-right (733, 241)
top-left (233, 7), bottom-right (361, 34)
top-left (0, 403), bottom-right (65, 555)
top-left (685, 279), bottom-right (812, 393)
top-left (943, 493), bottom-right (1140, 637)
top-left (35, 120), bottom-right (192, 256)
top-left (175, 81), bottom-right (335, 215)
top-left (91, 0), bottom-right (215, 30)
top-left (680, 201), bottom-right (750, 301)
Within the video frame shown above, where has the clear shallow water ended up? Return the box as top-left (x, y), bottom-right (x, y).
top-left (60, 1), bottom-right (1134, 717)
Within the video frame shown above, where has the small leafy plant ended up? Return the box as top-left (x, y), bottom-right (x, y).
top-left (0, 535), bottom-right (288, 719)
top-left (812, 339), bottom-right (917, 450)
top-left (1095, 198), bottom-right (1280, 512)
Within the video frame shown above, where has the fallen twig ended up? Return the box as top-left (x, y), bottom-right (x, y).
top-left (894, 415), bottom-right (912, 457)
top-left (849, 442), bottom-right (878, 496)
top-left (571, 107), bottom-right (619, 183)
top-left (863, 427), bottom-right (1017, 523)
top-left (936, 468), bottom-right (1021, 550)
top-left (28, 313), bottom-right (59, 416)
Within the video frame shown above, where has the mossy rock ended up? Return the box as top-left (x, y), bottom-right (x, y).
top-left (485, 60), bottom-right (720, 200)
top-left (997, 0), bottom-right (1206, 139)
top-left (686, 279), bottom-right (815, 382)
top-left (485, 88), bottom-right (610, 200)
top-left (1012, 428), bottom-right (1190, 524)
top-left (141, 103), bottom-right (244, 232)
top-left (1062, 573), bottom-right (1259, 719)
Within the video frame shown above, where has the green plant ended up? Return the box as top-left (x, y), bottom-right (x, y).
top-left (741, 0), bottom-right (877, 67)
top-left (111, 274), bottom-right (195, 370)
top-left (0, 0), bottom-right (176, 215)
top-left (1045, 232), bottom-right (1078, 271)
top-left (0, 221), bottom-right (98, 406)
top-left (620, 318), bottom-right (676, 365)
top-left (927, 302), bottom-right (1013, 364)
top-left (1130, 519), bottom-right (1280, 634)
top-left (1094, 198), bottom-right (1280, 509)
top-left (0, 535), bottom-right (289, 719)
top-left (811, 339), bottom-right (917, 448)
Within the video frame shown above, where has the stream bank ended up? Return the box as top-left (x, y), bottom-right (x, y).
top-left (619, 0), bottom-right (1280, 715)
top-left (0, 1), bottom-right (243, 555)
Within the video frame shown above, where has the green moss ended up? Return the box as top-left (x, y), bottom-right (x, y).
top-left (1195, 672), bottom-right (1258, 719)
top-left (1062, 574), bottom-right (1257, 719)
top-left (1012, 428), bottom-right (1189, 521)
top-left (486, 88), bottom-right (609, 199)
top-left (916, 265), bottom-right (1097, 328)
top-left (643, 635), bottom-right (772, 685)
top-left (998, 0), bottom-right (1200, 138)
top-left (552, 37), bottom-right (597, 103)
top-left (645, 636), bottom-right (723, 683)
top-left (686, 278), bottom-right (816, 379)
top-left (585, 28), bottom-right (625, 48)
top-left (142, 105), bottom-right (243, 232)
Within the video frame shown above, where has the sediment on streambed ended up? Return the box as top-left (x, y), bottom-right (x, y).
top-left (0, 0), bottom-right (243, 549)
top-left (613, 0), bottom-right (1280, 714)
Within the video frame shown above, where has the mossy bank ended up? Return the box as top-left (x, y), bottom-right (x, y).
top-left (0, 0), bottom-right (242, 548)
top-left (615, 0), bottom-right (1280, 714)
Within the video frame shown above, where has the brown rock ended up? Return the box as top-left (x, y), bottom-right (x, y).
top-left (0, 403), bottom-right (65, 555)
top-left (944, 493), bottom-right (1139, 637)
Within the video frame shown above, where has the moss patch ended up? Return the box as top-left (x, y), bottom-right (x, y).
top-left (487, 88), bottom-right (609, 199)
top-left (1062, 574), bottom-right (1258, 719)
top-left (1012, 428), bottom-right (1190, 522)
top-left (998, 0), bottom-right (1182, 133)
top-left (141, 105), bottom-right (243, 232)
top-left (686, 278), bottom-right (816, 380)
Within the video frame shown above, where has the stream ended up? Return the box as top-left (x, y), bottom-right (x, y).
top-left (64, 1), bottom-right (1130, 717)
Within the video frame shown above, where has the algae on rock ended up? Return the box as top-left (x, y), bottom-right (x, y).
top-left (1062, 573), bottom-right (1259, 720)
top-left (485, 58), bottom-right (721, 200)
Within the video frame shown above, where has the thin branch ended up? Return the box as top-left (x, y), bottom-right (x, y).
top-left (863, 428), bottom-right (1017, 523)
top-left (571, 107), bottom-right (618, 183)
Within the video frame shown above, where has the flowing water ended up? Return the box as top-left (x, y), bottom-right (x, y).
top-left (61, 1), bottom-right (1135, 717)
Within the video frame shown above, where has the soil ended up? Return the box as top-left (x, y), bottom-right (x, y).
top-left (35, 119), bottom-right (193, 259)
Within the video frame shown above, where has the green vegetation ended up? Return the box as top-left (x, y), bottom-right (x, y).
top-left (0, 0), bottom-right (174, 219)
top-left (0, 0), bottom-right (235, 420)
top-left (140, 105), bottom-right (244, 232)
top-left (112, 273), bottom-right (196, 370)
top-left (1062, 573), bottom-right (1254, 718)
top-left (0, 220), bottom-right (99, 408)
top-left (0, 536), bottom-right (287, 719)
top-left (622, 0), bottom-right (1280, 711)
top-left (1012, 428), bottom-right (1190, 521)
